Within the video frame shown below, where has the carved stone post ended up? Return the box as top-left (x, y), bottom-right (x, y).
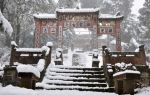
top-left (46, 42), bottom-right (53, 67)
top-left (10, 41), bottom-right (17, 66)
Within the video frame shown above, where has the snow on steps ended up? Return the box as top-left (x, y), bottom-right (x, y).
top-left (36, 65), bottom-right (113, 92)
top-left (45, 76), bottom-right (106, 83)
top-left (37, 84), bottom-right (109, 92)
top-left (47, 72), bottom-right (105, 78)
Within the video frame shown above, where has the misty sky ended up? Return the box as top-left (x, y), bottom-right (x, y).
top-left (53, 0), bottom-right (145, 16)
top-left (131, 0), bottom-right (145, 16)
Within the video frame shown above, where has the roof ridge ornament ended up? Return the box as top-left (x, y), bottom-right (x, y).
top-left (76, 0), bottom-right (81, 9)
top-left (115, 11), bottom-right (121, 16)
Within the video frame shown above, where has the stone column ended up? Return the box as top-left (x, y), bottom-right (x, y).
top-left (34, 18), bottom-right (42, 48)
top-left (10, 41), bottom-right (17, 66)
top-left (115, 21), bottom-right (121, 51)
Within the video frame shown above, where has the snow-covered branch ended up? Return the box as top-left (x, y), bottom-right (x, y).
top-left (0, 10), bottom-right (13, 37)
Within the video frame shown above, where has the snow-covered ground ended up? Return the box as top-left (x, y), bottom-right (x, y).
top-left (0, 85), bottom-right (150, 95)
top-left (62, 49), bottom-right (103, 68)
top-left (0, 50), bottom-right (150, 95)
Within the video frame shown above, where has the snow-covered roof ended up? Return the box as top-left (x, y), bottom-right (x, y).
top-left (99, 14), bottom-right (123, 19)
top-left (56, 8), bottom-right (99, 13)
top-left (33, 13), bottom-right (56, 19)
top-left (17, 64), bottom-right (40, 78)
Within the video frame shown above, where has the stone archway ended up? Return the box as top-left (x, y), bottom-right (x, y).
top-left (33, 8), bottom-right (123, 51)
top-left (56, 8), bottom-right (99, 49)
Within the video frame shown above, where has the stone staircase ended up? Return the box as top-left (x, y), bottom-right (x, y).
top-left (36, 65), bottom-right (113, 92)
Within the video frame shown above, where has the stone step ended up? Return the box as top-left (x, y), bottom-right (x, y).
top-left (45, 76), bottom-right (106, 83)
top-left (49, 69), bottom-right (104, 74)
top-left (46, 82), bottom-right (107, 87)
top-left (52, 66), bottom-right (103, 71)
top-left (36, 84), bottom-right (109, 92)
top-left (38, 66), bottom-right (110, 92)
top-left (47, 73), bottom-right (105, 78)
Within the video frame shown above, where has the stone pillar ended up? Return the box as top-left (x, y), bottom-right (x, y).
top-left (54, 48), bottom-right (63, 65)
top-left (58, 25), bottom-right (63, 48)
top-left (46, 42), bottom-right (53, 67)
top-left (115, 21), bottom-right (121, 51)
top-left (10, 41), bottom-right (17, 66)
top-left (34, 18), bottom-right (42, 48)
top-left (93, 25), bottom-right (98, 49)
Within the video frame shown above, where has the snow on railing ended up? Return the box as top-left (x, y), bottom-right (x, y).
top-left (37, 59), bottom-right (45, 72)
top-left (113, 70), bottom-right (140, 77)
top-left (17, 64), bottom-right (40, 78)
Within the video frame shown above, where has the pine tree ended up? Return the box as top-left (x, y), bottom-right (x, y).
top-left (58, 0), bottom-right (75, 8)
top-left (139, 0), bottom-right (150, 39)
top-left (0, 0), bottom-right (56, 47)
top-left (80, 0), bottom-right (99, 8)
top-left (98, 0), bottom-right (139, 50)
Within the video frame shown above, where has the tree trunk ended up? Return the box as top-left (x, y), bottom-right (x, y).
top-left (4, 33), bottom-right (11, 47)
top-left (0, 0), bottom-right (5, 13)
top-left (15, 16), bottom-right (21, 46)
top-left (16, 23), bottom-right (20, 45)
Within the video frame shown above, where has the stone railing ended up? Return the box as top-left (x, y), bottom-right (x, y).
top-left (2, 41), bottom-right (53, 89)
top-left (102, 45), bottom-right (148, 88)
top-left (102, 45), bottom-right (146, 66)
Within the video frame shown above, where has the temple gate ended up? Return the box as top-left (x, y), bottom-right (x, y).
top-left (34, 8), bottom-right (123, 51)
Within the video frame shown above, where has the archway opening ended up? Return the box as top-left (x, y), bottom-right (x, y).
top-left (63, 28), bottom-right (97, 52)
top-left (98, 34), bottom-right (116, 51)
